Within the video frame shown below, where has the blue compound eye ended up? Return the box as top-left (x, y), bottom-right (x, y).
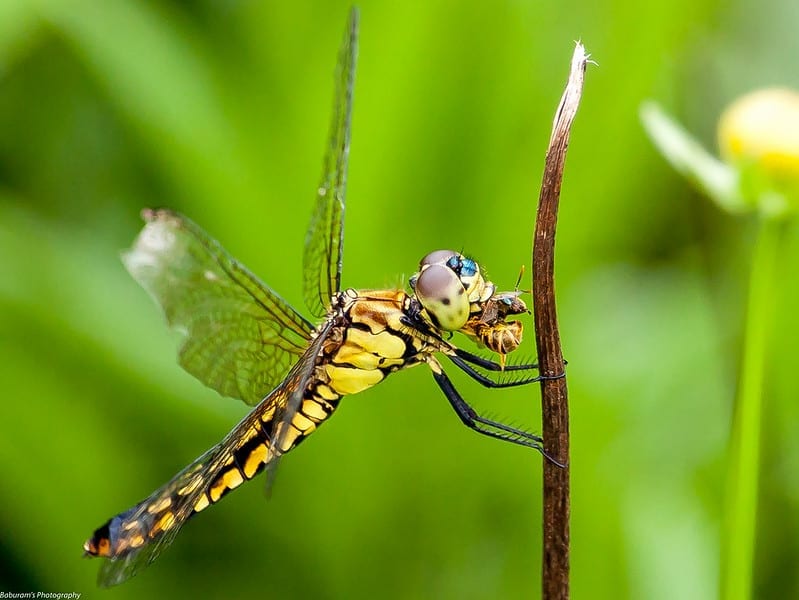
top-left (459, 257), bottom-right (477, 277)
top-left (445, 254), bottom-right (477, 278)
top-left (445, 254), bottom-right (480, 298)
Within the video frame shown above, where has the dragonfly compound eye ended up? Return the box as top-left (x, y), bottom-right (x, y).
top-left (414, 264), bottom-right (470, 331)
top-left (418, 249), bottom-right (458, 268)
top-left (414, 250), bottom-right (487, 305)
top-left (448, 256), bottom-right (480, 297)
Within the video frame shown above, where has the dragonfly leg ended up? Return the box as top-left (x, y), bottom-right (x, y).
top-left (453, 348), bottom-right (569, 372)
top-left (453, 347), bottom-right (538, 372)
top-left (447, 354), bottom-right (542, 388)
top-left (428, 359), bottom-right (544, 451)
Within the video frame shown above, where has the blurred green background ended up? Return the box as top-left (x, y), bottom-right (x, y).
top-left (1, 0), bottom-right (798, 598)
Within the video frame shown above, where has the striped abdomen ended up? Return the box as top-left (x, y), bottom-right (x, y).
top-left (84, 391), bottom-right (339, 563)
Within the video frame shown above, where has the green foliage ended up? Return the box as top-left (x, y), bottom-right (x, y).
top-left (1, 1), bottom-right (798, 598)
top-left (644, 86), bottom-right (799, 600)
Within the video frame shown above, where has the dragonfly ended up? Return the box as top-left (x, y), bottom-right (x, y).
top-left (83, 9), bottom-right (548, 587)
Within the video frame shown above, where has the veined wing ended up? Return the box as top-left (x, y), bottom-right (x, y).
top-left (87, 321), bottom-right (335, 587)
top-left (124, 209), bottom-right (314, 406)
top-left (303, 8), bottom-right (358, 317)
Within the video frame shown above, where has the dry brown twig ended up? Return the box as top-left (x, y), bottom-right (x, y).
top-left (531, 42), bottom-right (590, 600)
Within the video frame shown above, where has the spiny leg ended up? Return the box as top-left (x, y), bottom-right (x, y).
top-left (453, 348), bottom-right (568, 373)
top-left (448, 354), bottom-right (543, 388)
top-left (450, 349), bottom-right (565, 389)
top-left (427, 360), bottom-right (544, 451)
top-left (452, 347), bottom-right (538, 372)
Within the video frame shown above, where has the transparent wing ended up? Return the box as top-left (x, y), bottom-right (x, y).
top-left (124, 208), bottom-right (314, 406)
top-left (303, 8), bottom-right (359, 317)
top-left (90, 324), bottom-right (335, 587)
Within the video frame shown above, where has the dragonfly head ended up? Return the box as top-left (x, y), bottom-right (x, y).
top-left (409, 250), bottom-right (494, 331)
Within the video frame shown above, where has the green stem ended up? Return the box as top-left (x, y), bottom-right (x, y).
top-left (720, 215), bottom-right (782, 600)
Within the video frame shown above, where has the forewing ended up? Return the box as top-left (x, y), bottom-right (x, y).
top-left (124, 209), bottom-right (314, 405)
top-left (303, 8), bottom-right (359, 317)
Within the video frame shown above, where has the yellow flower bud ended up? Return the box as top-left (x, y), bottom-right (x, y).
top-left (718, 89), bottom-right (799, 216)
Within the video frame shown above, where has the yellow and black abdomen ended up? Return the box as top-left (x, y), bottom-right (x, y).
top-left (84, 388), bottom-right (339, 562)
